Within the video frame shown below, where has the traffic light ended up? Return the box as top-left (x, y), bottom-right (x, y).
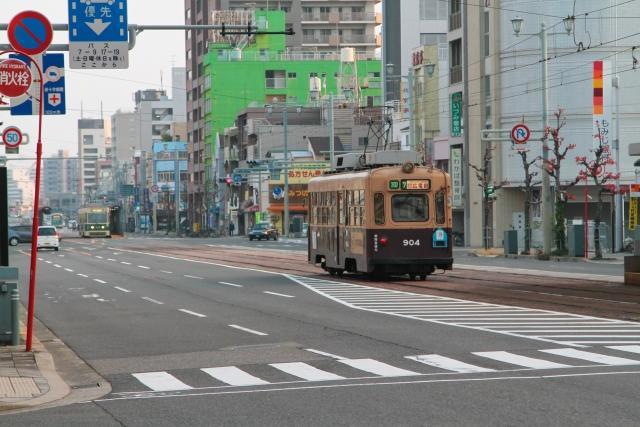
top-left (225, 176), bottom-right (233, 185)
top-left (485, 184), bottom-right (495, 199)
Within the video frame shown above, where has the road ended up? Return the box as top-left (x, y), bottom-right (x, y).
top-left (2, 236), bottom-right (639, 426)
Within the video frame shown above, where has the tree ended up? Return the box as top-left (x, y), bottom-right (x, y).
top-left (511, 141), bottom-right (540, 254)
top-left (470, 143), bottom-right (507, 250)
top-left (543, 110), bottom-right (578, 255)
top-left (575, 122), bottom-right (620, 259)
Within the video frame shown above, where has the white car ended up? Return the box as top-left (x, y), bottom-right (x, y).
top-left (37, 226), bottom-right (60, 251)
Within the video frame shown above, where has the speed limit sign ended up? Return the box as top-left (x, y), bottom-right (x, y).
top-left (2, 126), bottom-right (23, 148)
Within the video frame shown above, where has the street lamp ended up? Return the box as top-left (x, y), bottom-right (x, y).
top-left (511, 15), bottom-right (573, 255)
top-left (265, 103), bottom-right (302, 238)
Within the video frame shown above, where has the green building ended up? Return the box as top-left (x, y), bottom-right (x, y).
top-left (203, 10), bottom-right (382, 168)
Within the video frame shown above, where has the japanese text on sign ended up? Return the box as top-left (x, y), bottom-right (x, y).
top-left (451, 147), bottom-right (463, 208)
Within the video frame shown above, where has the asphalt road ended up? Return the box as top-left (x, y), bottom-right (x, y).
top-left (1, 237), bottom-right (639, 426)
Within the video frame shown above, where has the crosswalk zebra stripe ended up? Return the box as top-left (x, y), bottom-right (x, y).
top-left (405, 354), bottom-right (495, 373)
top-left (338, 359), bottom-right (419, 377)
top-left (201, 366), bottom-right (270, 386)
top-left (607, 345), bottom-right (640, 354)
top-left (270, 362), bottom-right (345, 381)
top-left (132, 372), bottom-right (193, 392)
top-left (473, 351), bottom-right (570, 369)
top-left (540, 348), bottom-right (640, 366)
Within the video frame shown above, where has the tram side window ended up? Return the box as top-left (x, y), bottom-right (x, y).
top-left (374, 193), bottom-right (385, 225)
top-left (435, 191), bottom-right (446, 224)
top-left (392, 194), bottom-right (428, 222)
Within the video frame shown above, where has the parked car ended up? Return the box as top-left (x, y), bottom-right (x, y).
top-left (8, 228), bottom-right (20, 246)
top-left (248, 223), bottom-right (279, 241)
top-left (37, 226), bottom-right (60, 251)
top-left (9, 225), bottom-right (33, 244)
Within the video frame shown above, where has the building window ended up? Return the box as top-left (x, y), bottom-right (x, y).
top-left (420, 33), bottom-right (446, 47)
top-left (420, 0), bottom-right (448, 20)
top-left (484, 11), bottom-right (490, 57)
top-left (450, 39), bottom-right (462, 84)
top-left (265, 70), bottom-right (286, 88)
top-left (288, 72), bottom-right (297, 79)
top-left (374, 193), bottom-right (385, 225)
top-left (152, 108), bottom-right (173, 121)
top-left (82, 135), bottom-right (94, 145)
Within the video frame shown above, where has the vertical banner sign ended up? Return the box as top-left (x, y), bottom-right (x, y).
top-left (593, 60), bottom-right (611, 156)
top-left (451, 147), bottom-right (463, 208)
top-left (629, 198), bottom-right (637, 231)
top-left (451, 92), bottom-right (462, 137)
top-left (10, 53), bottom-right (66, 115)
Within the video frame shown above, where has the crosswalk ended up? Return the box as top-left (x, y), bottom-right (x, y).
top-left (286, 275), bottom-right (640, 347)
top-left (121, 345), bottom-right (640, 394)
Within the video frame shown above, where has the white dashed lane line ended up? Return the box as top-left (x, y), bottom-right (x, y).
top-left (178, 309), bottom-right (207, 318)
top-left (263, 291), bottom-right (295, 298)
top-left (95, 256), bottom-right (103, 259)
top-left (45, 261), bottom-right (52, 264)
top-left (218, 282), bottom-right (243, 288)
top-left (94, 279), bottom-right (107, 284)
top-left (184, 275), bottom-right (203, 280)
top-left (53, 264), bottom-right (62, 268)
top-left (228, 324), bottom-right (268, 336)
top-left (107, 259), bottom-right (117, 262)
top-left (141, 297), bottom-right (164, 305)
top-left (64, 268), bottom-right (74, 272)
top-left (138, 265), bottom-right (150, 270)
top-left (114, 286), bottom-right (132, 293)
top-left (120, 261), bottom-right (131, 265)
top-left (160, 271), bottom-right (173, 274)
top-left (77, 274), bottom-right (89, 278)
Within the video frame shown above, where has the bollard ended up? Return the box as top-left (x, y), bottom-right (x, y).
top-left (10, 286), bottom-right (19, 346)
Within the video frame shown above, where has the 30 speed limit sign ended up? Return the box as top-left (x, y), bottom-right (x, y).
top-left (2, 126), bottom-right (23, 148)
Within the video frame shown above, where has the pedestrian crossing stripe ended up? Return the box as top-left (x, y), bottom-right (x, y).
top-left (126, 346), bottom-right (640, 393)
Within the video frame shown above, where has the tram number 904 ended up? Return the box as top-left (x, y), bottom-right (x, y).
top-left (403, 239), bottom-right (420, 247)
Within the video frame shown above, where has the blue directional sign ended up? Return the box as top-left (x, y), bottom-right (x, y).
top-left (272, 187), bottom-right (283, 199)
top-left (10, 53), bottom-right (66, 116)
top-left (68, 0), bottom-right (128, 42)
top-left (233, 174), bottom-right (243, 185)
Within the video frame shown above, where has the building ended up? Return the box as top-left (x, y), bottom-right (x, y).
top-left (77, 118), bottom-right (106, 204)
top-left (152, 141), bottom-right (189, 232)
top-left (184, 1), bottom-right (380, 233)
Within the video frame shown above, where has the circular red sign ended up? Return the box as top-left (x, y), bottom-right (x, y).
top-left (0, 59), bottom-right (32, 98)
top-left (2, 126), bottom-right (23, 149)
top-left (511, 124), bottom-right (531, 144)
top-left (8, 11), bottom-right (53, 56)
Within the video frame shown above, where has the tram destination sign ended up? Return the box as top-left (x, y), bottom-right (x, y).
top-left (389, 179), bottom-right (431, 191)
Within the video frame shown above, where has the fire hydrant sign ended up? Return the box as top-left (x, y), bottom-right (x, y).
top-left (0, 59), bottom-right (32, 98)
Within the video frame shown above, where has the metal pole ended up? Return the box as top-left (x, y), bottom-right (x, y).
top-left (0, 167), bottom-right (8, 267)
top-left (329, 93), bottom-right (335, 166)
top-left (540, 22), bottom-right (553, 255)
top-left (283, 107), bottom-right (289, 238)
top-left (614, 79), bottom-right (623, 251)
top-left (175, 149), bottom-right (180, 236)
top-left (407, 68), bottom-right (414, 151)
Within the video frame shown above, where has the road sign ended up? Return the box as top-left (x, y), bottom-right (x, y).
top-left (233, 174), bottom-right (242, 185)
top-left (68, 0), bottom-right (129, 69)
top-left (0, 59), bottom-right (32, 98)
top-left (272, 186), bottom-right (283, 200)
top-left (10, 53), bottom-right (66, 115)
top-left (151, 184), bottom-right (159, 193)
top-left (511, 124), bottom-right (531, 144)
top-left (7, 11), bottom-right (53, 56)
top-left (2, 126), bottom-right (23, 149)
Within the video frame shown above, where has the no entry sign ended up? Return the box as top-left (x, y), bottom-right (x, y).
top-left (8, 11), bottom-right (53, 56)
top-left (2, 126), bottom-right (23, 149)
top-left (0, 59), bottom-right (32, 98)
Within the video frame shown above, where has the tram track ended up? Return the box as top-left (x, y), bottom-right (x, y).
top-left (129, 245), bottom-right (640, 322)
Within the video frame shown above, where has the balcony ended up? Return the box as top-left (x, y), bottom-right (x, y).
top-left (265, 77), bottom-right (286, 89)
top-left (339, 12), bottom-right (376, 22)
top-left (341, 35), bottom-right (373, 45)
top-left (302, 36), bottom-right (330, 45)
top-left (449, 12), bottom-right (462, 31)
top-left (450, 65), bottom-right (462, 85)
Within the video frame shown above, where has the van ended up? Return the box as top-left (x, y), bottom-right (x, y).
top-left (37, 226), bottom-right (60, 251)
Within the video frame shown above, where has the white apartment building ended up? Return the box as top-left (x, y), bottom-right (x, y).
top-left (77, 119), bottom-right (106, 203)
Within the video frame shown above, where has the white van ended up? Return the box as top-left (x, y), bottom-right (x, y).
top-left (37, 226), bottom-right (60, 251)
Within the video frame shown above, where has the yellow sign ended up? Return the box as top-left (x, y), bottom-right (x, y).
top-left (269, 162), bottom-right (329, 185)
top-left (630, 198), bottom-right (638, 231)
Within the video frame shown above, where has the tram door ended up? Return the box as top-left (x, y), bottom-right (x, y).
top-left (336, 192), bottom-right (342, 266)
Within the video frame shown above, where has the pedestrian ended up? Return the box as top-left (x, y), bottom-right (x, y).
top-left (229, 221), bottom-right (235, 236)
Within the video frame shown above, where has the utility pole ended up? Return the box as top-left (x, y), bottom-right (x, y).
top-left (174, 148), bottom-right (180, 236)
top-left (540, 22), bottom-right (553, 255)
top-left (1, 166), bottom-right (8, 267)
top-left (329, 93), bottom-right (335, 166)
top-left (283, 107), bottom-right (289, 238)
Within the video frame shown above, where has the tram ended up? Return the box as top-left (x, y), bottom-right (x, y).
top-left (78, 206), bottom-right (111, 238)
top-left (308, 151), bottom-right (453, 279)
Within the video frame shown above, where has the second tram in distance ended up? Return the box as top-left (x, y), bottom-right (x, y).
top-left (308, 151), bottom-right (453, 280)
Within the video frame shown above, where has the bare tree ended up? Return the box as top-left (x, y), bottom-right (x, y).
top-left (512, 141), bottom-right (540, 254)
top-left (470, 143), bottom-right (507, 250)
top-left (575, 122), bottom-right (620, 259)
top-left (543, 110), bottom-right (579, 255)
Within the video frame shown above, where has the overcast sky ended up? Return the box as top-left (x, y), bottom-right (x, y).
top-left (1, 0), bottom-right (186, 164)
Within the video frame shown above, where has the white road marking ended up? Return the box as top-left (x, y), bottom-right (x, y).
top-left (133, 372), bottom-right (193, 392)
top-left (608, 345), bottom-right (640, 354)
top-left (107, 259), bottom-right (117, 262)
top-left (228, 324), bottom-right (268, 336)
top-left (473, 351), bottom-right (570, 369)
top-left (304, 348), bottom-right (347, 360)
top-left (540, 348), bottom-right (640, 366)
top-left (184, 275), bottom-right (203, 280)
top-left (53, 264), bottom-right (62, 268)
top-left (406, 355), bottom-right (495, 373)
top-left (82, 294), bottom-right (100, 299)
top-left (263, 291), bottom-right (295, 298)
top-left (339, 359), bottom-right (418, 377)
top-left (77, 274), bottom-right (89, 278)
top-left (270, 362), bottom-right (345, 381)
top-left (114, 286), bottom-right (131, 293)
top-left (37, 257), bottom-right (43, 261)
top-left (218, 281), bottom-right (243, 288)
top-left (141, 297), bottom-right (164, 305)
top-left (201, 367), bottom-right (270, 386)
top-left (120, 261), bottom-right (131, 265)
top-left (45, 260), bottom-right (52, 264)
top-left (160, 271), bottom-right (173, 274)
top-left (95, 256), bottom-right (103, 259)
top-left (138, 265), bottom-right (150, 269)
top-left (58, 254), bottom-right (65, 257)
top-left (113, 252), bottom-right (121, 255)
top-left (94, 279), bottom-right (107, 284)
top-left (179, 309), bottom-right (207, 318)
top-left (64, 268), bottom-right (74, 272)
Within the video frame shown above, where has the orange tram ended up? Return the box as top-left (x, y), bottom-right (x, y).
top-left (308, 151), bottom-right (453, 280)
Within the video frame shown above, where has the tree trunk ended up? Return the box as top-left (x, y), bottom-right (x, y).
top-left (594, 191), bottom-right (604, 259)
top-left (554, 198), bottom-right (568, 255)
top-left (484, 194), bottom-right (490, 250)
top-left (523, 196), bottom-right (531, 254)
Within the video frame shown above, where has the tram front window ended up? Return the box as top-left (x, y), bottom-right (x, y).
top-left (392, 194), bottom-right (428, 222)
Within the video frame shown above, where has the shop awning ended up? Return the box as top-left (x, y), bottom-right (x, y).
top-left (268, 204), bottom-right (307, 213)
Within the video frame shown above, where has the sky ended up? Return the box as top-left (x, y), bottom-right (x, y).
top-left (0, 0), bottom-right (186, 165)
